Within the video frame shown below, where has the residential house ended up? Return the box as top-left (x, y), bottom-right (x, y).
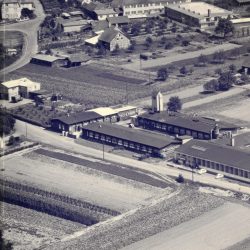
top-left (98, 27), bottom-right (130, 51)
top-left (0, 77), bottom-right (40, 101)
top-left (107, 16), bottom-right (130, 27)
top-left (82, 122), bottom-right (180, 156)
top-left (165, 2), bottom-right (233, 32)
top-left (57, 16), bottom-right (90, 33)
top-left (1, 0), bottom-right (34, 20)
top-left (231, 18), bottom-right (250, 37)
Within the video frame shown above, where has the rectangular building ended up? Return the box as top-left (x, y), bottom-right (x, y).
top-left (175, 140), bottom-right (250, 179)
top-left (137, 112), bottom-right (239, 140)
top-left (82, 122), bottom-right (179, 156)
top-left (165, 2), bottom-right (232, 31)
top-left (112, 0), bottom-right (190, 19)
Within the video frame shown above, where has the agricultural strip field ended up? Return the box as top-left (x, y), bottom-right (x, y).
top-left (2, 147), bottom-right (167, 212)
top-left (34, 148), bottom-right (169, 188)
top-left (1, 202), bottom-right (83, 250)
top-left (44, 187), bottom-right (225, 250)
top-left (5, 63), bottom-right (148, 108)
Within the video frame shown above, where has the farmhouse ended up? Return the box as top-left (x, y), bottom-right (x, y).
top-left (82, 122), bottom-right (179, 156)
top-left (112, 0), bottom-right (191, 19)
top-left (30, 54), bottom-right (67, 67)
top-left (175, 140), bottom-right (250, 180)
top-left (165, 2), bottom-right (233, 31)
top-left (1, 0), bottom-right (34, 20)
top-left (50, 111), bottom-right (103, 134)
top-left (0, 77), bottom-right (40, 101)
top-left (240, 57), bottom-right (250, 74)
top-left (57, 17), bottom-right (90, 33)
top-left (137, 112), bottom-right (239, 140)
top-left (98, 27), bottom-right (131, 51)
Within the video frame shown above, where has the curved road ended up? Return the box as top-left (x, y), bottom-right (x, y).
top-left (0, 0), bottom-right (45, 76)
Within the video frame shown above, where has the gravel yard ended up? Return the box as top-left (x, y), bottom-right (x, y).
top-left (44, 187), bottom-right (225, 250)
top-left (1, 202), bottom-right (83, 250)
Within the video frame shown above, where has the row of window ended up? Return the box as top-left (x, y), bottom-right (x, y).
top-left (86, 131), bottom-right (156, 153)
top-left (179, 154), bottom-right (249, 178)
top-left (141, 120), bottom-right (211, 139)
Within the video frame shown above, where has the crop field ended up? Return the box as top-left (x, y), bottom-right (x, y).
top-left (2, 147), bottom-right (168, 212)
top-left (46, 187), bottom-right (225, 250)
top-left (1, 202), bottom-right (83, 250)
top-left (6, 63), bottom-right (149, 108)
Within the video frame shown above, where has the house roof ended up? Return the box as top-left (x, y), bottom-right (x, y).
top-left (89, 107), bottom-right (117, 116)
top-left (52, 111), bottom-right (102, 125)
top-left (31, 54), bottom-right (65, 62)
top-left (235, 0), bottom-right (250, 3)
top-left (113, 105), bottom-right (137, 113)
top-left (95, 8), bottom-right (117, 15)
top-left (98, 27), bottom-right (122, 43)
top-left (83, 122), bottom-right (177, 149)
top-left (107, 16), bottom-right (130, 25)
top-left (1, 78), bottom-right (39, 88)
top-left (58, 17), bottom-right (89, 27)
top-left (67, 53), bottom-right (90, 63)
top-left (175, 140), bottom-right (250, 171)
top-left (3, 0), bottom-right (33, 4)
top-left (242, 57), bottom-right (250, 68)
top-left (231, 18), bottom-right (250, 24)
top-left (91, 20), bottom-right (109, 32)
top-left (139, 112), bottom-right (239, 134)
top-left (85, 34), bottom-right (101, 45)
top-left (112, 0), bottom-right (181, 7)
top-left (82, 2), bottom-right (105, 12)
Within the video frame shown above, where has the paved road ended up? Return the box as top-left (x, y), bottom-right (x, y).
top-left (123, 43), bottom-right (242, 71)
top-left (14, 120), bottom-right (250, 195)
top-left (0, 0), bottom-right (45, 76)
top-left (122, 202), bottom-right (250, 250)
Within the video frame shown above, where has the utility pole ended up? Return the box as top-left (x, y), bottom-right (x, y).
top-left (102, 141), bottom-right (105, 160)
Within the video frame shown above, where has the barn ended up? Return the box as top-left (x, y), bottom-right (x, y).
top-left (30, 54), bottom-right (67, 67)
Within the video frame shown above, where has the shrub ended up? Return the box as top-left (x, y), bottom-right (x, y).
top-left (176, 174), bottom-right (184, 183)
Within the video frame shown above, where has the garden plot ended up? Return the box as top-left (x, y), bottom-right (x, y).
top-left (2, 148), bottom-right (166, 212)
top-left (1, 202), bottom-right (83, 250)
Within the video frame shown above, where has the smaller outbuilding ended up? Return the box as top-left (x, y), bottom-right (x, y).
top-left (30, 54), bottom-right (67, 67)
top-left (240, 57), bottom-right (250, 74)
top-left (82, 122), bottom-right (179, 156)
top-left (107, 16), bottom-right (130, 27)
top-left (66, 54), bottom-right (90, 67)
top-left (50, 111), bottom-right (103, 134)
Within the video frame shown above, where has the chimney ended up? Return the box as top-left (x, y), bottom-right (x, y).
top-left (208, 9), bottom-right (211, 17)
top-left (230, 137), bottom-right (235, 147)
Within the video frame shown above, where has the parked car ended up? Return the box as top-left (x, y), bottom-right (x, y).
top-left (215, 173), bottom-right (224, 179)
top-left (197, 168), bottom-right (207, 175)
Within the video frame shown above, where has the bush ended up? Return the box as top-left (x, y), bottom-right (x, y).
top-left (165, 42), bottom-right (174, 50)
top-left (203, 79), bottom-right (219, 93)
top-left (176, 174), bottom-right (184, 183)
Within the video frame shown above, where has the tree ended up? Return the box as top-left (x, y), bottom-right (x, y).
top-left (145, 36), bottom-right (153, 49)
top-left (180, 66), bottom-right (188, 75)
top-left (240, 74), bottom-right (249, 84)
top-left (197, 54), bottom-right (208, 66)
top-left (229, 64), bottom-right (237, 73)
top-left (176, 174), bottom-right (184, 183)
top-left (182, 40), bottom-right (190, 46)
top-left (160, 36), bottom-right (167, 45)
top-left (218, 71), bottom-right (236, 90)
top-left (0, 107), bottom-right (15, 137)
top-left (215, 18), bottom-right (234, 38)
top-left (131, 23), bottom-right (141, 36)
top-left (167, 96), bottom-right (182, 112)
top-left (203, 79), bottom-right (219, 92)
top-left (213, 50), bottom-right (226, 64)
top-left (215, 68), bottom-right (222, 75)
top-left (165, 41), bottom-right (174, 50)
top-left (0, 230), bottom-right (13, 250)
top-left (21, 8), bottom-right (35, 19)
top-left (157, 68), bottom-right (168, 81)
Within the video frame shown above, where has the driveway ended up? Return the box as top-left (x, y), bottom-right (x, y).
top-left (0, 0), bottom-right (45, 76)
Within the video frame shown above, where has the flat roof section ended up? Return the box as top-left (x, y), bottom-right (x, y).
top-left (83, 122), bottom-right (177, 149)
top-left (175, 140), bottom-right (250, 171)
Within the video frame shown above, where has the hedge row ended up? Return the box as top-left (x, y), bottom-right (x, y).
top-left (1, 179), bottom-right (120, 217)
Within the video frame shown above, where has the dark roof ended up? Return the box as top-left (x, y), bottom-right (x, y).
top-left (139, 112), bottom-right (239, 134)
top-left (242, 57), bottom-right (250, 68)
top-left (107, 16), bottom-right (130, 24)
top-left (83, 123), bottom-right (177, 149)
top-left (175, 140), bottom-right (250, 171)
top-left (82, 2), bottom-right (105, 12)
top-left (99, 27), bottom-right (124, 43)
top-left (91, 20), bottom-right (109, 32)
top-left (52, 111), bottom-right (102, 125)
top-left (235, 0), bottom-right (250, 3)
top-left (67, 54), bottom-right (90, 63)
